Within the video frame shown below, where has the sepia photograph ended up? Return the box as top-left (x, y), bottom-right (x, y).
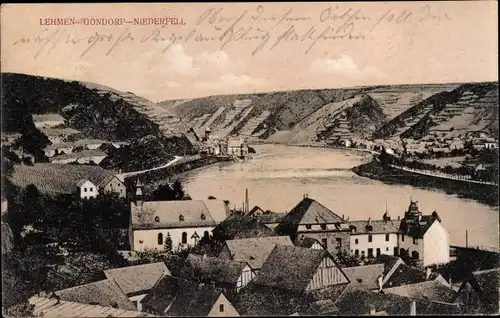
top-left (1, 1), bottom-right (499, 317)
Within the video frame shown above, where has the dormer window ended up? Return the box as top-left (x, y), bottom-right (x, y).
top-left (155, 216), bottom-right (160, 222)
top-left (201, 213), bottom-right (206, 220)
top-left (179, 215), bottom-right (184, 222)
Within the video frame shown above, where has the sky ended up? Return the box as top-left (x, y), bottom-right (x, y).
top-left (1, 2), bottom-right (498, 102)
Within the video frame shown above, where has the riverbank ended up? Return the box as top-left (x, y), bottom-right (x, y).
top-left (352, 159), bottom-right (499, 207)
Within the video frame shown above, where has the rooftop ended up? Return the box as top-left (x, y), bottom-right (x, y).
top-left (32, 113), bottom-right (65, 122)
top-left (49, 149), bottom-right (107, 162)
top-left (103, 262), bottom-right (171, 295)
top-left (348, 219), bottom-right (401, 235)
top-left (28, 296), bottom-right (155, 317)
top-left (54, 279), bottom-right (136, 310)
top-left (384, 279), bottom-right (458, 304)
top-left (183, 253), bottom-right (247, 285)
top-left (343, 264), bottom-right (385, 290)
top-left (131, 200), bottom-right (230, 230)
top-left (222, 236), bottom-right (294, 270)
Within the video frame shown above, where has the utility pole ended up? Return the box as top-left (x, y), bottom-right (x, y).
top-left (465, 230), bottom-right (468, 248)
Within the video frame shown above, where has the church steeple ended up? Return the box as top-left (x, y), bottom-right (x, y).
top-left (135, 177), bottom-right (143, 201)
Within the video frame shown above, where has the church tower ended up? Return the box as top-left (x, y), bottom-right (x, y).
top-left (135, 177), bottom-right (144, 203)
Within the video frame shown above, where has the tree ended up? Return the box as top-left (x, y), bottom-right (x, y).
top-left (172, 180), bottom-right (185, 200)
top-left (164, 233), bottom-right (173, 253)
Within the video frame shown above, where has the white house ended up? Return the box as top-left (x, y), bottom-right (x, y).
top-left (348, 217), bottom-right (401, 259)
top-left (227, 138), bottom-right (249, 157)
top-left (398, 201), bottom-right (450, 267)
top-left (32, 113), bottom-right (66, 128)
top-left (130, 199), bottom-right (231, 252)
top-left (103, 262), bottom-right (171, 312)
top-left (76, 179), bottom-right (98, 199)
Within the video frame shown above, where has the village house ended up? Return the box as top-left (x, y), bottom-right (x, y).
top-left (247, 206), bottom-right (287, 230)
top-left (129, 199), bottom-right (230, 252)
top-left (9, 163), bottom-right (126, 199)
top-left (28, 296), bottom-right (156, 317)
top-left (43, 142), bottom-right (75, 158)
top-left (274, 196), bottom-right (352, 256)
top-left (32, 113), bottom-right (66, 128)
top-left (103, 262), bottom-right (171, 312)
top-left (252, 245), bottom-right (350, 292)
top-left (39, 127), bottom-right (81, 144)
top-left (455, 268), bottom-right (500, 315)
top-left (141, 275), bottom-right (240, 317)
top-left (183, 254), bottom-right (255, 294)
top-left (383, 279), bottom-right (457, 304)
top-left (52, 279), bottom-right (137, 311)
top-left (49, 149), bottom-right (108, 164)
top-left (347, 213), bottom-right (401, 259)
top-left (227, 138), bottom-right (249, 158)
top-left (398, 200), bottom-right (450, 267)
top-left (218, 236), bottom-right (294, 274)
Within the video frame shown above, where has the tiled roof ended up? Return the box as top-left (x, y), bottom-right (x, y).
top-left (141, 275), bottom-right (180, 314)
top-left (103, 262), bottom-right (171, 295)
top-left (40, 127), bottom-right (81, 136)
top-left (131, 200), bottom-right (229, 230)
top-left (49, 149), bottom-right (107, 162)
top-left (183, 254), bottom-right (247, 285)
top-left (343, 264), bottom-right (385, 290)
top-left (9, 163), bottom-right (117, 195)
top-left (29, 296), bottom-right (156, 317)
top-left (43, 142), bottom-right (76, 151)
top-left (470, 268), bottom-right (500, 308)
top-left (32, 113), bottom-right (65, 122)
top-left (384, 280), bottom-right (457, 303)
top-left (165, 281), bottom-right (229, 317)
top-left (248, 206), bottom-right (265, 215)
top-left (400, 216), bottom-right (439, 238)
top-left (202, 199), bottom-right (231, 223)
top-left (348, 219), bottom-right (401, 235)
top-left (257, 212), bottom-right (287, 224)
top-left (293, 236), bottom-right (323, 249)
top-left (382, 264), bottom-right (427, 289)
top-left (334, 285), bottom-right (461, 315)
top-left (222, 236), bottom-right (294, 270)
top-left (253, 245), bottom-right (346, 292)
top-left (54, 279), bottom-right (136, 310)
top-left (275, 197), bottom-right (344, 234)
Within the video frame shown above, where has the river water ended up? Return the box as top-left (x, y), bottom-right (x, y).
top-left (183, 144), bottom-right (499, 251)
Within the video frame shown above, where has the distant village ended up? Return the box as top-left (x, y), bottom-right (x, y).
top-left (2, 169), bottom-right (499, 316)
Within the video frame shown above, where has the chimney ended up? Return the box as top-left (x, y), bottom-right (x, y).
top-left (410, 301), bottom-right (416, 316)
top-left (426, 267), bottom-right (432, 280)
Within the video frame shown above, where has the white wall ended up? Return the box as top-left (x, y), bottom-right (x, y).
top-left (423, 221), bottom-right (450, 267)
top-left (129, 294), bottom-right (147, 312)
top-left (350, 233), bottom-right (398, 258)
top-left (207, 294), bottom-right (240, 317)
top-left (236, 265), bottom-right (255, 292)
top-left (77, 181), bottom-right (98, 199)
top-left (398, 233), bottom-right (424, 260)
top-left (132, 226), bottom-right (215, 252)
top-left (76, 155), bottom-right (106, 164)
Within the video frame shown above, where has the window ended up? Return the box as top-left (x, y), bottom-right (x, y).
top-left (320, 224), bottom-right (327, 230)
top-left (336, 238), bottom-right (342, 249)
top-left (132, 300), bottom-right (138, 309)
top-left (179, 215), bottom-right (184, 222)
top-left (321, 238), bottom-right (328, 249)
top-left (355, 249), bottom-right (359, 257)
top-left (90, 187), bottom-right (94, 192)
top-left (368, 234), bottom-right (373, 243)
top-left (305, 224), bottom-right (312, 230)
top-left (402, 234), bottom-right (405, 242)
top-left (355, 238), bottom-right (359, 244)
top-left (201, 213), bottom-right (206, 220)
top-left (413, 237), bottom-right (418, 245)
top-left (368, 248), bottom-right (374, 258)
top-left (386, 247), bottom-right (389, 252)
top-left (84, 188), bottom-right (87, 192)
top-left (385, 234), bottom-right (390, 242)
top-left (219, 304), bottom-right (224, 312)
top-left (376, 248), bottom-right (381, 257)
top-left (182, 232), bottom-right (187, 244)
top-left (157, 233), bottom-right (163, 245)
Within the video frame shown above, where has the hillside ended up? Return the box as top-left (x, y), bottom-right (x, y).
top-left (1, 73), bottom-right (195, 171)
top-left (374, 82), bottom-right (499, 139)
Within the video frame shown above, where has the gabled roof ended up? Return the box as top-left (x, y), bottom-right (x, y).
top-left (253, 245), bottom-right (348, 292)
top-left (222, 236), bottom-right (294, 270)
top-left (49, 149), bottom-right (107, 162)
top-left (141, 275), bottom-right (180, 314)
top-left (54, 279), bottom-right (136, 310)
top-left (343, 264), bottom-right (385, 290)
top-left (103, 262), bottom-right (171, 295)
top-left (248, 206), bottom-right (264, 216)
top-left (275, 197), bottom-right (344, 234)
top-left (384, 280), bottom-right (458, 304)
top-left (165, 281), bottom-right (231, 317)
top-left (348, 220), bottom-right (401, 235)
top-left (76, 179), bottom-right (94, 188)
top-left (9, 163), bottom-right (117, 195)
top-left (28, 296), bottom-right (156, 317)
top-left (382, 264), bottom-right (427, 289)
top-left (131, 200), bottom-right (228, 230)
top-left (400, 215), bottom-right (441, 238)
top-left (32, 113), bottom-right (65, 122)
top-left (461, 268), bottom-right (500, 308)
top-left (183, 254), bottom-right (247, 285)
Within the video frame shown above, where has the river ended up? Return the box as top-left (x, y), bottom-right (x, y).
top-left (182, 144), bottom-right (499, 251)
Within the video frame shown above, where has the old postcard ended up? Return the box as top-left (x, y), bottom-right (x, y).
top-left (1, 1), bottom-right (499, 317)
